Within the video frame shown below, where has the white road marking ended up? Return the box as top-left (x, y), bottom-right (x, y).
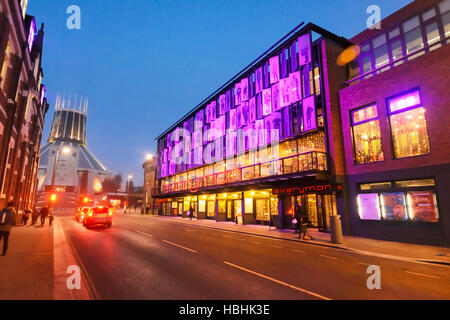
top-left (224, 261), bottom-right (331, 300)
top-left (270, 245), bottom-right (283, 249)
top-left (119, 225), bottom-right (131, 230)
top-left (292, 249), bottom-right (306, 254)
top-left (320, 254), bottom-right (338, 260)
top-left (251, 241), bottom-right (261, 245)
top-left (405, 271), bottom-right (439, 279)
top-left (135, 230), bottom-right (153, 238)
top-left (162, 240), bottom-right (198, 253)
top-left (357, 262), bottom-right (371, 266)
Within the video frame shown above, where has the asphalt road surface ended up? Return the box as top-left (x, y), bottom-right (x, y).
top-left (59, 213), bottom-right (450, 300)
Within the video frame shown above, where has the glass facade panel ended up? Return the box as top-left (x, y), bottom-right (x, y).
top-left (390, 107), bottom-right (430, 158)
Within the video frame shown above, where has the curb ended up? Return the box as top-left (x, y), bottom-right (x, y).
top-left (144, 215), bottom-right (450, 267)
top-left (53, 217), bottom-right (96, 300)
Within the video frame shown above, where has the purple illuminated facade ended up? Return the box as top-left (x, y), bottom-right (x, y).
top-left (152, 0), bottom-right (450, 246)
top-left (153, 23), bottom-right (350, 231)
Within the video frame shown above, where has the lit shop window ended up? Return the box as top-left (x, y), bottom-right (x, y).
top-left (388, 90), bottom-right (430, 158)
top-left (357, 179), bottom-right (439, 222)
top-left (357, 193), bottom-right (381, 220)
top-left (351, 104), bottom-right (384, 164)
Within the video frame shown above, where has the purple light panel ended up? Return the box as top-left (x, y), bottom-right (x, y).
top-left (271, 82), bottom-right (281, 112)
top-left (302, 95), bottom-right (317, 131)
top-left (262, 88), bottom-right (272, 116)
top-left (269, 56), bottom-right (280, 84)
top-left (255, 67), bottom-right (263, 94)
top-left (298, 33), bottom-right (311, 66)
top-left (388, 90), bottom-right (421, 113)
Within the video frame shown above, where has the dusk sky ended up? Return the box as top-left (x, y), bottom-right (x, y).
top-left (28, 0), bottom-right (411, 186)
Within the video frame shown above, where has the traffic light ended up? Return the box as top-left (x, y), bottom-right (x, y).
top-left (50, 194), bottom-right (56, 202)
top-left (83, 197), bottom-right (89, 203)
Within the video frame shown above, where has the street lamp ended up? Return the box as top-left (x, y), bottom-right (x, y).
top-left (126, 175), bottom-right (133, 212)
top-left (49, 144), bottom-right (71, 210)
top-left (146, 153), bottom-right (153, 161)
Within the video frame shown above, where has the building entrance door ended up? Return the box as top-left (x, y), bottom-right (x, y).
top-left (226, 200), bottom-right (234, 221)
top-left (316, 194), bottom-right (335, 232)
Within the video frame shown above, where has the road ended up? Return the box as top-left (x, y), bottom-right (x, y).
top-left (58, 213), bottom-right (450, 300)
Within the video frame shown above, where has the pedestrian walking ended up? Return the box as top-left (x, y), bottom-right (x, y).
top-left (145, 206), bottom-right (150, 215)
top-left (22, 209), bottom-right (31, 226)
top-left (48, 213), bottom-right (54, 226)
top-left (293, 204), bottom-right (302, 234)
top-left (298, 204), bottom-right (314, 240)
top-left (189, 206), bottom-right (194, 220)
top-left (0, 202), bottom-right (17, 256)
top-left (40, 206), bottom-right (49, 227)
top-left (31, 208), bottom-right (39, 225)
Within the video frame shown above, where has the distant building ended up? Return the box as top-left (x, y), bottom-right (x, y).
top-left (36, 95), bottom-right (111, 209)
top-left (142, 156), bottom-right (156, 213)
top-left (0, 0), bottom-right (48, 214)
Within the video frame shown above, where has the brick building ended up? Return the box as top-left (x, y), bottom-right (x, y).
top-left (339, 0), bottom-right (450, 245)
top-left (0, 0), bottom-right (48, 214)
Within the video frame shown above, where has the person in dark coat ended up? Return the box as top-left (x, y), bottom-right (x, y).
top-left (298, 204), bottom-right (314, 240)
top-left (22, 209), bottom-right (31, 226)
top-left (48, 212), bottom-right (54, 226)
top-left (189, 206), bottom-right (194, 220)
top-left (0, 202), bottom-right (17, 256)
top-left (40, 206), bottom-right (49, 227)
top-left (31, 208), bottom-right (39, 225)
top-left (294, 204), bottom-right (302, 234)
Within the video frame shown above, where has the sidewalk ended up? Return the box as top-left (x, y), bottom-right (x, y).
top-left (0, 216), bottom-right (91, 300)
top-left (126, 212), bottom-right (450, 266)
top-left (0, 223), bottom-right (54, 299)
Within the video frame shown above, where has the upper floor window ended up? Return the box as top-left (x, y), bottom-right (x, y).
top-left (387, 89), bottom-right (430, 158)
top-left (351, 104), bottom-right (384, 164)
top-left (348, 0), bottom-right (450, 84)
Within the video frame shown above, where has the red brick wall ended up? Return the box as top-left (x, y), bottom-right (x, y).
top-left (339, 44), bottom-right (450, 175)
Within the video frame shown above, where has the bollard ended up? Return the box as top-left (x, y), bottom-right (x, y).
top-left (330, 215), bottom-right (344, 244)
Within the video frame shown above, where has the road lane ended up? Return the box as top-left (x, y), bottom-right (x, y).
top-left (61, 214), bottom-right (450, 300)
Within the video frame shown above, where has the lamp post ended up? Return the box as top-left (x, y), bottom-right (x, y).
top-left (49, 144), bottom-right (71, 211)
top-left (126, 175), bottom-right (133, 212)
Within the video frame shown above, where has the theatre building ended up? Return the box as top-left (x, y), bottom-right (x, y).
top-left (153, 22), bottom-right (351, 232)
top-left (339, 0), bottom-right (450, 245)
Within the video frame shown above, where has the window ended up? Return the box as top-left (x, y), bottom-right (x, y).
top-left (387, 90), bottom-right (430, 158)
top-left (351, 104), bottom-right (384, 164)
top-left (425, 22), bottom-right (441, 50)
top-left (1, 41), bottom-right (11, 89)
top-left (358, 180), bottom-right (439, 222)
top-left (403, 16), bottom-right (425, 60)
top-left (360, 182), bottom-right (392, 190)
